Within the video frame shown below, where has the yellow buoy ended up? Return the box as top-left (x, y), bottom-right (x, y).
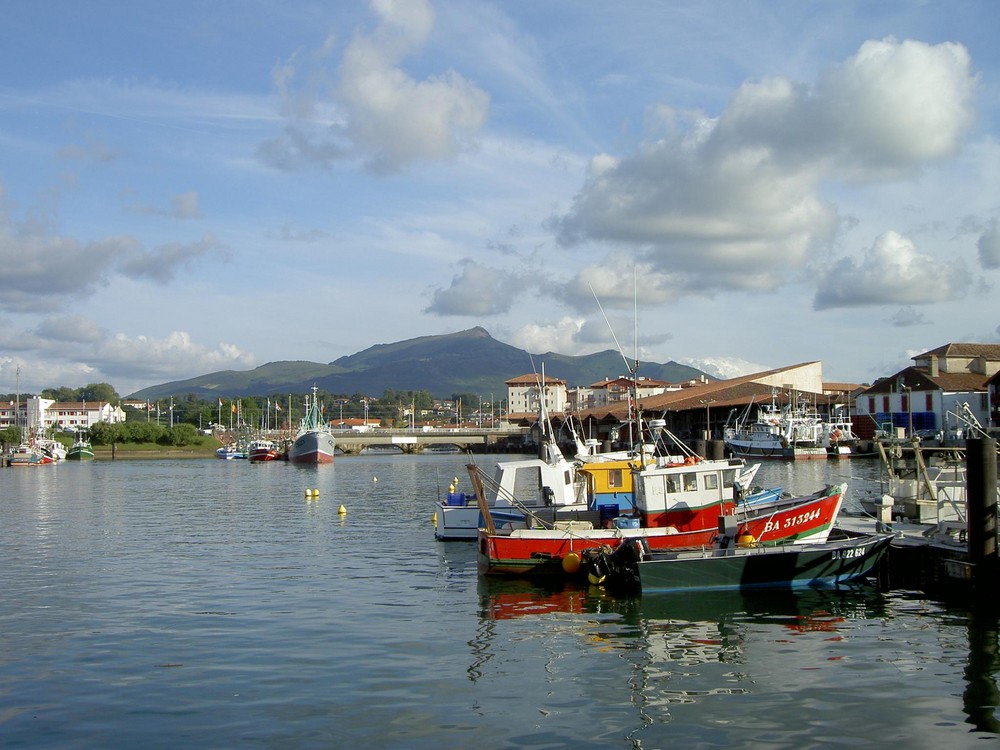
top-left (562, 551), bottom-right (581, 574)
top-left (448, 483), bottom-right (455, 493)
top-left (431, 511), bottom-right (437, 525)
top-left (304, 488), bottom-right (313, 498)
top-left (373, 476), bottom-right (378, 483)
top-left (736, 533), bottom-right (756, 548)
top-left (587, 572), bottom-right (606, 586)
top-left (338, 504), bottom-right (347, 515)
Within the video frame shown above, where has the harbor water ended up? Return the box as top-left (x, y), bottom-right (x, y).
top-left (1, 454), bottom-right (997, 748)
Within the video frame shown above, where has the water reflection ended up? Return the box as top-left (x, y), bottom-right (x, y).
top-left (964, 606), bottom-right (1000, 733)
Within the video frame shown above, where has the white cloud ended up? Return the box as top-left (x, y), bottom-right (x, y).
top-left (814, 231), bottom-right (971, 309)
top-left (555, 38), bottom-right (976, 302)
top-left (509, 317), bottom-right (586, 354)
top-left (259, 0), bottom-right (489, 173)
top-left (424, 258), bottom-right (529, 316)
top-left (681, 356), bottom-right (769, 380)
top-left (94, 331), bottom-right (256, 385)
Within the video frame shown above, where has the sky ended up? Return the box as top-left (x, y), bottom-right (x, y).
top-left (2, 1), bottom-right (999, 397)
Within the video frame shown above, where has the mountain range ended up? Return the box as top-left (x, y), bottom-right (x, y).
top-left (127, 327), bottom-right (713, 401)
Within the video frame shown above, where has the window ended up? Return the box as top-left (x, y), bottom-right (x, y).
top-left (608, 469), bottom-right (623, 489)
top-left (925, 394), bottom-right (933, 411)
top-left (901, 394), bottom-right (908, 412)
top-left (883, 396), bottom-right (890, 412)
top-left (683, 473), bottom-right (697, 492)
top-left (869, 397), bottom-right (876, 413)
top-left (666, 475), bottom-right (682, 494)
top-left (704, 474), bottom-right (719, 490)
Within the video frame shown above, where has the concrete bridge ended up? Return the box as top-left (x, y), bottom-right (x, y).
top-left (331, 427), bottom-right (528, 455)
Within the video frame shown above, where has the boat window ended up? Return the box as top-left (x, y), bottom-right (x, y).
top-left (608, 469), bottom-right (624, 488)
top-left (683, 473), bottom-right (697, 492)
top-left (665, 474), bottom-right (682, 494)
top-left (704, 473), bottom-right (719, 490)
top-left (722, 470), bottom-right (736, 488)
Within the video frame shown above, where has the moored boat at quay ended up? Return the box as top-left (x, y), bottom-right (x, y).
top-left (66, 432), bottom-right (95, 461)
top-left (287, 386), bottom-right (336, 464)
top-left (472, 444), bottom-right (847, 578)
top-left (7, 443), bottom-right (55, 466)
top-left (580, 527), bottom-right (894, 593)
top-left (724, 393), bottom-right (827, 460)
top-left (248, 438), bottom-right (282, 462)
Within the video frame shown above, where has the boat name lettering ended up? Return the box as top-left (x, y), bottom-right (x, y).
top-left (763, 508), bottom-right (821, 533)
top-left (832, 545), bottom-right (868, 560)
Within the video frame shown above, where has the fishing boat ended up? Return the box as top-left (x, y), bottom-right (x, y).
top-left (724, 392), bottom-right (827, 460)
top-left (66, 432), bottom-right (95, 461)
top-left (8, 443), bottom-right (55, 466)
top-left (215, 443), bottom-right (248, 460)
top-left (435, 386), bottom-right (724, 540)
top-left (473, 450), bottom-right (846, 578)
top-left (287, 386), bottom-right (337, 464)
top-left (581, 527), bottom-right (895, 594)
top-left (247, 438), bottom-right (282, 462)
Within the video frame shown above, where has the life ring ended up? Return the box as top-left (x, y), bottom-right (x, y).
top-left (832, 429), bottom-right (842, 440)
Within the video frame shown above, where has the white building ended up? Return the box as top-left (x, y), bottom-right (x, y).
top-left (505, 373), bottom-right (567, 417)
top-left (0, 397), bottom-right (126, 433)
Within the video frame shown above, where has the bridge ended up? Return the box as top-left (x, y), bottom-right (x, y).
top-left (329, 427), bottom-right (529, 455)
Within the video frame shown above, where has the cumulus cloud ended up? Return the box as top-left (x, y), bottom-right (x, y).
top-left (424, 258), bottom-right (529, 315)
top-left (978, 219), bottom-right (1000, 269)
top-left (509, 317), bottom-right (586, 354)
top-left (95, 331), bottom-right (256, 383)
top-left (814, 231), bottom-right (971, 309)
top-left (555, 38), bottom-right (976, 302)
top-left (259, 0), bottom-right (489, 173)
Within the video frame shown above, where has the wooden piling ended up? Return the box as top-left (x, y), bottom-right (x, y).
top-left (966, 437), bottom-right (998, 592)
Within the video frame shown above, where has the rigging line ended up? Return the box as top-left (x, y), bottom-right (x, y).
top-left (589, 283), bottom-right (633, 376)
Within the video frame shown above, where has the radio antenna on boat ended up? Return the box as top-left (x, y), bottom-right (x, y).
top-left (590, 271), bottom-right (647, 456)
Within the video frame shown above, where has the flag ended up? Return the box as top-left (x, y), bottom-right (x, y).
top-left (218, 398), bottom-right (223, 408)
top-left (232, 403), bottom-right (237, 413)
top-left (275, 402), bottom-right (281, 411)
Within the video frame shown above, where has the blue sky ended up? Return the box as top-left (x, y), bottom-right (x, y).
top-left (1, 0), bottom-right (998, 396)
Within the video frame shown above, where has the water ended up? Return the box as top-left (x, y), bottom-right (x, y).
top-left (1, 455), bottom-right (997, 748)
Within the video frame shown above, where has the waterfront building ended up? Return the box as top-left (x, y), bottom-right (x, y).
top-left (853, 343), bottom-right (1000, 440)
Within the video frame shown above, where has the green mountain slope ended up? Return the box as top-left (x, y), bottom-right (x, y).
top-left (128, 327), bottom-right (712, 400)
